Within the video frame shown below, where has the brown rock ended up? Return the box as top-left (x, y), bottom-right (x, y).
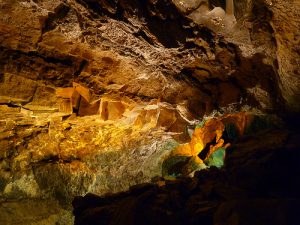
top-left (270, 0), bottom-right (300, 112)
top-left (134, 105), bottom-right (159, 129)
top-left (78, 98), bottom-right (100, 116)
top-left (192, 69), bottom-right (211, 83)
top-left (221, 112), bottom-right (252, 136)
top-left (0, 73), bottom-right (37, 103)
top-left (157, 105), bottom-right (177, 130)
top-left (99, 99), bottom-right (126, 121)
top-left (72, 90), bottom-right (81, 110)
top-left (73, 82), bottom-right (91, 102)
top-left (219, 83), bottom-right (241, 107)
top-left (56, 87), bottom-right (75, 99)
top-left (58, 98), bottom-right (73, 114)
top-left (25, 86), bottom-right (58, 112)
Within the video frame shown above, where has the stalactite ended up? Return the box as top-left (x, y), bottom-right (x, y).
top-left (226, 0), bottom-right (234, 15)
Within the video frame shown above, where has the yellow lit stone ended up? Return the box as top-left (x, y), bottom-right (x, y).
top-left (169, 113), bottom-right (249, 162)
top-left (192, 142), bottom-right (204, 156)
top-left (171, 143), bottom-right (192, 156)
top-left (192, 156), bottom-right (204, 164)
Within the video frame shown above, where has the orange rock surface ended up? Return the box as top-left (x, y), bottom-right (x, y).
top-left (171, 112), bottom-right (254, 162)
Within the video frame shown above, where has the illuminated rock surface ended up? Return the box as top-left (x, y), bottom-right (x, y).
top-left (0, 0), bottom-right (299, 224)
top-left (162, 112), bottom-right (281, 177)
top-left (73, 128), bottom-right (300, 225)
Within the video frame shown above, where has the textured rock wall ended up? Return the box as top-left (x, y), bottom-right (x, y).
top-left (0, 0), bottom-right (299, 224)
top-left (1, 0), bottom-right (295, 115)
top-left (73, 127), bottom-right (300, 225)
top-left (269, 0), bottom-right (300, 112)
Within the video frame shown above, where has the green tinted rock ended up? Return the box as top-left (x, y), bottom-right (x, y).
top-left (206, 147), bottom-right (226, 168)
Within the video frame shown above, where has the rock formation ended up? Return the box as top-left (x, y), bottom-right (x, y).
top-left (0, 0), bottom-right (299, 224)
top-left (73, 127), bottom-right (300, 225)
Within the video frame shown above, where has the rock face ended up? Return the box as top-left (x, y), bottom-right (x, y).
top-left (162, 112), bottom-right (280, 177)
top-left (73, 128), bottom-right (300, 225)
top-left (1, 0), bottom-right (298, 115)
top-left (0, 0), bottom-right (299, 224)
top-left (269, 0), bottom-right (300, 112)
top-left (0, 98), bottom-right (186, 224)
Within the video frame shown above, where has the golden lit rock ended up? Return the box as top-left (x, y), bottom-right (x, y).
top-left (56, 88), bottom-right (75, 99)
top-left (58, 98), bottom-right (73, 115)
top-left (99, 99), bottom-right (126, 121)
top-left (0, 0), bottom-right (299, 224)
top-left (169, 112), bottom-right (261, 168)
top-left (73, 82), bottom-right (91, 102)
top-left (0, 73), bottom-right (37, 103)
top-left (78, 99), bottom-right (101, 116)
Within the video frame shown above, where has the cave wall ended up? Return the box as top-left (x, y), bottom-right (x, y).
top-left (1, 0), bottom-right (297, 114)
top-left (0, 0), bottom-right (299, 224)
top-left (269, 0), bottom-right (300, 112)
